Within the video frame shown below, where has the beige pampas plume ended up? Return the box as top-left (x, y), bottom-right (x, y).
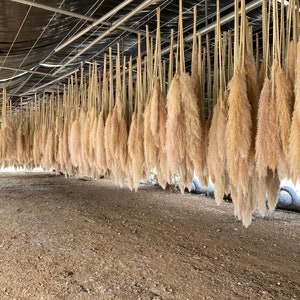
top-left (150, 79), bottom-right (159, 139)
top-left (127, 111), bottom-right (137, 189)
top-left (266, 168), bottom-right (280, 212)
top-left (207, 102), bottom-right (220, 184)
top-left (289, 41), bottom-right (300, 182)
top-left (16, 99), bottom-right (24, 164)
top-left (267, 66), bottom-right (280, 172)
top-left (118, 116), bottom-right (128, 173)
top-left (274, 61), bottom-right (293, 159)
top-left (245, 54), bottom-right (259, 155)
top-left (226, 68), bottom-right (252, 184)
top-left (44, 129), bottom-right (54, 170)
top-left (255, 173), bottom-right (267, 216)
top-left (287, 40), bottom-right (295, 86)
top-left (180, 72), bottom-right (202, 175)
top-left (95, 111), bottom-right (107, 173)
top-left (166, 74), bottom-right (182, 174)
top-left (79, 110), bottom-right (89, 174)
top-left (143, 98), bottom-right (157, 174)
top-left (256, 77), bottom-right (271, 177)
top-left (133, 109), bottom-right (145, 190)
top-left (104, 110), bottom-right (113, 170)
top-left (69, 116), bottom-right (81, 168)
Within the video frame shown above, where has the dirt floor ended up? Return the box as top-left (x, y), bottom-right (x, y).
top-left (0, 173), bottom-right (299, 300)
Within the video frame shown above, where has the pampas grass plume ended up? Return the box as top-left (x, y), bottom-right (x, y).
top-left (256, 77), bottom-right (271, 177)
top-left (275, 62), bottom-right (293, 158)
top-left (166, 74), bottom-right (182, 174)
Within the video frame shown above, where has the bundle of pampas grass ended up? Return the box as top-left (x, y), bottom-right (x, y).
top-left (69, 110), bottom-right (81, 169)
top-left (256, 77), bottom-right (271, 178)
top-left (226, 68), bottom-right (252, 187)
top-left (166, 73), bottom-right (182, 174)
top-left (95, 111), bottom-right (107, 174)
top-left (289, 40), bottom-right (300, 183)
top-left (274, 60), bottom-right (293, 179)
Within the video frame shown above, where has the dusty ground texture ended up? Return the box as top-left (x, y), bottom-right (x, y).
top-left (0, 173), bottom-right (299, 300)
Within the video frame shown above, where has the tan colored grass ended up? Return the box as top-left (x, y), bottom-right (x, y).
top-left (118, 116), bottom-right (128, 174)
top-left (150, 79), bottom-right (160, 140)
top-left (256, 77), bottom-right (271, 177)
top-left (110, 100), bottom-right (120, 158)
top-left (255, 173), bottom-right (267, 216)
top-left (132, 109), bottom-right (145, 191)
top-left (128, 111), bottom-right (142, 191)
top-left (44, 129), bottom-right (54, 170)
top-left (287, 40), bottom-right (295, 86)
top-left (16, 124), bottom-right (24, 164)
top-left (95, 111), bottom-right (107, 173)
top-left (288, 42), bottom-right (300, 182)
top-left (166, 74), bottom-right (182, 174)
top-left (144, 99), bottom-right (158, 174)
top-left (33, 129), bottom-right (41, 167)
top-left (295, 41), bottom-right (300, 117)
top-left (267, 68), bottom-right (280, 173)
top-left (69, 118), bottom-right (81, 168)
top-left (216, 94), bottom-right (228, 170)
top-left (207, 102), bottom-right (220, 183)
top-left (79, 110), bottom-right (89, 174)
top-left (180, 72), bottom-right (203, 178)
top-left (1, 121), bottom-right (16, 163)
top-left (41, 124), bottom-right (47, 161)
top-left (226, 69), bottom-right (252, 184)
top-left (288, 110), bottom-right (300, 183)
top-left (274, 62), bottom-right (293, 159)
top-left (104, 111), bottom-right (113, 169)
top-left (55, 116), bottom-right (63, 165)
top-left (245, 54), bottom-right (259, 156)
top-left (265, 169), bottom-right (280, 212)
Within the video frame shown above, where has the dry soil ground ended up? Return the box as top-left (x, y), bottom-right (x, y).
top-left (0, 173), bottom-right (299, 300)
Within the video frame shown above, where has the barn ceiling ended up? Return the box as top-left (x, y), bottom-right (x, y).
top-left (0, 0), bottom-right (264, 105)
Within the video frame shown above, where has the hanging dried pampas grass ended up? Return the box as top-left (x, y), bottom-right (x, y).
top-left (287, 40), bottom-right (296, 86)
top-left (144, 98), bottom-right (158, 174)
top-left (104, 111), bottom-right (113, 170)
top-left (289, 41), bottom-right (300, 182)
top-left (43, 129), bottom-right (54, 170)
top-left (95, 111), bottom-right (107, 173)
top-left (69, 116), bottom-right (81, 169)
top-left (180, 72), bottom-right (203, 177)
top-left (226, 69), bottom-right (252, 184)
top-left (166, 74), bottom-right (183, 174)
top-left (274, 61), bottom-right (293, 160)
top-left (16, 123), bottom-right (24, 164)
top-left (256, 77), bottom-right (271, 177)
top-left (265, 168), bottom-right (280, 212)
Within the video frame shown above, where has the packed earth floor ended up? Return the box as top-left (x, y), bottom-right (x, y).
top-left (0, 173), bottom-right (299, 300)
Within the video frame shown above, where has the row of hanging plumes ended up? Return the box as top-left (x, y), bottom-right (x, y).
top-left (1, 0), bottom-right (299, 226)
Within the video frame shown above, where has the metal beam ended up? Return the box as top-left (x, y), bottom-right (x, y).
top-left (0, 66), bottom-right (57, 77)
top-left (19, 68), bottom-right (79, 96)
top-left (9, 0), bottom-right (163, 41)
top-left (55, 0), bottom-right (136, 53)
top-left (53, 0), bottom-right (156, 75)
